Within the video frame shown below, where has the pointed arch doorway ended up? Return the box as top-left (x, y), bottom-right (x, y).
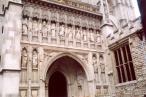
top-left (45, 55), bottom-right (92, 97)
top-left (49, 71), bottom-right (67, 97)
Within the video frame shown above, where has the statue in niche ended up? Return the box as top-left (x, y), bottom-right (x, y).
top-left (38, 20), bottom-right (42, 34)
top-left (90, 29), bottom-right (95, 42)
top-left (21, 48), bottom-right (28, 68)
top-left (42, 21), bottom-right (48, 37)
top-left (32, 50), bottom-right (38, 68)
top-left (68, 26), bottom-right (74, 40)
top-left (22, 24), bottom-right (28, 35)
top-left (99, 54), bottom-right (106, 83)
top-left (51, 23), bottom-right (56, 38)
top-left (32, 20), bottom-right (38, 36)
top-left (59, 24), bottom-right (65, 38)
top-left (22, 18), bottom-right (28, 34)
top-left (75, 27), bottom-right (81, 40)
top-left (92, 54), bottom-right (99, 83)
top-left (96, 31), bottom-right (101, 43)
top-left (28, 18), bottom-right (32, 33)
top-left (83, 29), bottom-right (87, 41)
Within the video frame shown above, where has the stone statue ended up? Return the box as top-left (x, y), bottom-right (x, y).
top-left (83, 29), bottom-right (87, 41)
top-left (51, 23), bottom-right (56, 38)
top-left (42, 21), bottom-right (48, 37)
top-left (32, 50), bottom-right (38, 68)
top-left (92, 54), bottom-right (99, 83)
top-left (93, 54), bottom-right (98, 73)
top-left (22, 24), bottom-right (28, 35)
top-left (99, 54), bottom-right (106, 83)
top-left (68, 26), bottom-right (74, 40)
top-left (22, 18), bottom-right (28, 34)
top-left (21, 49), bottom-right (28, 67)
top-left (59, 24), bottom-right (65, 38)
top-left (28, 18), bottom-right (32, 33)
top-left (100, 63), bottom-right (105, 73)
top-left (75, 27), bottom-right (81, 40)
top-left (90, 29), bottom-right (95, 42)
top-left (32, 20), bottom-right (38, 36)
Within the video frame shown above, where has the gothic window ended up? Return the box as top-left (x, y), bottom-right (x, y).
top-left (114, 44), bottom-right (136, 83)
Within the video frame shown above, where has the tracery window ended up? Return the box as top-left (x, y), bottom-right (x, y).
top-left (114, 44), bottom-right (136, 83)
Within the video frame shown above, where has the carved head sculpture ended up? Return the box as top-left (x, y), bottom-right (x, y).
top-left (43, 20), bottom-right (47, 26)
top-left (99, 54), bottom-right (103, 61)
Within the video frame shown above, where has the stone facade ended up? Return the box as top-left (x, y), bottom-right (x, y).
top-left (0, 0), bottom-right (146, 97)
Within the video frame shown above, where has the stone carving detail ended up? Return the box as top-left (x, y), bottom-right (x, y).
top-left (32, 49), bottom-right (38, 68)
top-left (75, 27), bottom-right (81, 41)
top-left (92, 54), bottom-right (99, 84)
top-left (51, 22), bottom-right (57, 38)
top-left (21, 48), bottom-right (28, 68)
top-left (90, 29), bottom-right (95, 42)
top-left (22, 18), bottom-right (28, 35)
top-left (77, 70), bottom-right (84, 89)
top-left (59, 24), bottom-right (65, 39)
top-left (32, 19), bottom-right (39, 36)
top-left (21, 48), bottom-right (28, 83)
top-left (99, 54), bottom-right (106, 84)
top-left (83, 28), bottom-right (87, 42)
top-left (20, 90), bottom-right (27, 97)
top-left (22, 4), bottom-right (101, 49)
top-left (31, 90), bottom-right (38, 97)
top-left (41, 20), bottom-right (48, 37)
top-left (67, 26), bottom-right (74, 41)
top-left (32, 49), bottom-right (39, 83)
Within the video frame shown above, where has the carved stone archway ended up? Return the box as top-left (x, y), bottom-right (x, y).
top-left (40, 52), bottom-right (95, 97)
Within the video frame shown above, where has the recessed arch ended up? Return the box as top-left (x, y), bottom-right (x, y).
top-left (41, 52), bottom-right (94, 81)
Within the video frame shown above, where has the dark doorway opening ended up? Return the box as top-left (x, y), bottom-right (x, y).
top-left (49, 71), bottom-right (67, 97)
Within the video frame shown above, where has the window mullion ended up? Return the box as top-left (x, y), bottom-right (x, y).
top-left (125, 45), bottom-right (132, 81)
top-left (116, 49), bottom-right (123, 83)
top-left (120, 47), bottom-right (128, 82)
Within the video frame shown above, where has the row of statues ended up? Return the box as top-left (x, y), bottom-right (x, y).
top-left (21, 48), bottom-right (38, 69)
top-left (92, 54), bottom-right (106, 84)
top-left (22, 18), bottom-right (101, 42)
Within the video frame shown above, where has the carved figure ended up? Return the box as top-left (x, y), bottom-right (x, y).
top-left (51, 23), bottom-right (56, 38)
top-left (75, 27), bottom-right (81, 40)
top-left (22, 18), bottom-right (28, 34)
top-left (42, 21), bottom-right (48, 37)
top-left (83, 29), bottom-right (87, 41)
top-left (90, 29), bottom-right (95, 42)
top-left (21, 49), bottom-right (28, 67)
top-left (59, 24), bottom-right (65, 38)
top-left (22, 24), bottom-right (28, 34)
top-left (68, 26), bottom-right (74, 40)
top-left (32, 20), bottom-right (38, 36)
top-left (32, 50), bottom-right (38, 68)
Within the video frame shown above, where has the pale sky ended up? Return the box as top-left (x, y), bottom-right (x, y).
top-left (132, 0), bottom-right (140, 17)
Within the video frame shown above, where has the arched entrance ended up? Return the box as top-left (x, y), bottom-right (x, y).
top-left (49, 71), bottom-right (67, 97)
top-left (46, 56), bottom-right (90, 97)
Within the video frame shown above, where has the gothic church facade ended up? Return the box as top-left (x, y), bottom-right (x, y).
top-left (0, 0), bottom-right (146, 97)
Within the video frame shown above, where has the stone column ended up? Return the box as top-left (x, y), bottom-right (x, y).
top-left (87, 52), bottom-right (95, 97)
top-left (28, 46), bottom-right (32, 97)
top-left (38, 47), bottom-right (45, 97)
top-left (0, 1), bottom-right (22, 97)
